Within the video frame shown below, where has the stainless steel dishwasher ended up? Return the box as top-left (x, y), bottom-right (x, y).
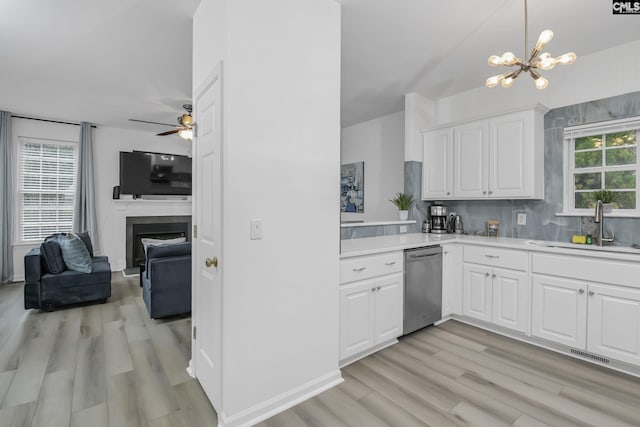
top-left (403, 246), bottom-right (442, 335)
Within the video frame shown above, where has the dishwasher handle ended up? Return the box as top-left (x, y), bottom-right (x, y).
top-left (409, 253), bottom-right (440, 259)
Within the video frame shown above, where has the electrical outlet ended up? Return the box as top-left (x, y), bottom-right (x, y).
top-left (517, 213), bottom-right (527, 226)
top-left (250, 219), bottom-right (263, 239)
top-left (400, 225), bottom-right (408, 233)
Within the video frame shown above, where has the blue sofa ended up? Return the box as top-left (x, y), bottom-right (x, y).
top-left (141, 242), bottom-right (191, 318)
top-left (24, 247), bottom-right (111, 311)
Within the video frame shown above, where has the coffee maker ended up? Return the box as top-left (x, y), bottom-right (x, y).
top-left (430, 204), bottom-right (448, 234)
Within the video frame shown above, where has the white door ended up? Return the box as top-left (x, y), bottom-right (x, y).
top-left (492, 268), bottom-right (528, 333)
top-left (454, 120), bottom-right (488, 198)
top-left (339, 280), bottom-right (375, 360)
top-left (462, 263), bottom-right (492, 322)
top-left (531, 274), bottom-right (587, 348)
top-left (587, 283), bottom-right (640, 365)
top-left (193, 65), bottom-right (223, 408)
top-left (490, 112), bottom-right (528, 198)
top-left (373, 273), bottom-right (403, 344)
top-left (422, 129), bottom-right (453, 200)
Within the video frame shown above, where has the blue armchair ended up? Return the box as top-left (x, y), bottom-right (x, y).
top-left (141, 242), bottom-right (192, 318)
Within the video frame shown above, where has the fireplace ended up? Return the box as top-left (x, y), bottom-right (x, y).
top-left (125, 216), bottom-right (192, 270)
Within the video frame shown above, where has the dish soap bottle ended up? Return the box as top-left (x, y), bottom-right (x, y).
top-left (586, 234), bottom-right (592, 245)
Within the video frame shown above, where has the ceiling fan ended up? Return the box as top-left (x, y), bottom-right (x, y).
top-left (129, 104), bottom-right (193, 141)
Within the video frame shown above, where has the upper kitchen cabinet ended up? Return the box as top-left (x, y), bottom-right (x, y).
top-left (422, 105), bottom-right (548, 200)
top-left (422, 128), bottom-right (454, 199)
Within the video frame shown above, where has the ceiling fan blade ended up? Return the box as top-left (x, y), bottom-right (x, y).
top-left (156, 129), bottom-right (180, 136)
top-left (129, 118), bottom-right (176, 127)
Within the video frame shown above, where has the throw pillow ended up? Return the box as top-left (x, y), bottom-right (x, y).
top-left (76, 231), bottom-right (94, 257)
top-left (40, 238), bottom-right (67, 274)
top-left (140, 236), bottom-right (186, 254)
top-left (59, 232), bottom-right (93, 273)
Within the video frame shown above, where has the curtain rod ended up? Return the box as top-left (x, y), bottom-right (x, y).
top-left (13, 115), bottom-right (97, 128)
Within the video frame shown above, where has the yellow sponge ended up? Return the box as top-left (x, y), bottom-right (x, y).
top-left (572, 235), bottom-right (587, 244)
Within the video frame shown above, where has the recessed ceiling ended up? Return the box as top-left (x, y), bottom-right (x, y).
top-left (1, 0), bottom-right (639, 131)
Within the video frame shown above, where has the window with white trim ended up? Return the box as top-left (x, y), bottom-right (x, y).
top-left (17, 137), bottom-right (77, 242)
top-left (563, 117), bottom-right (640, 216)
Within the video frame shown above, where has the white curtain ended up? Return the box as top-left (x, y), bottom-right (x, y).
top-left (73, 122), bottom-right (100, 253)
top-left (0, 111), bottom-right (13, 283)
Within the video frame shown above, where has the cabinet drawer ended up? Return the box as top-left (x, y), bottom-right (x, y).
top-left (341, 251), bottom-right (403, 284)
top-left (464, 245), bottom-right (528, 271)
top-left (532, 253), bottom-right (640, 288)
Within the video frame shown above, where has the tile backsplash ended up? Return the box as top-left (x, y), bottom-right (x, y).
top-left (343, 91), bottom-right (640, 245)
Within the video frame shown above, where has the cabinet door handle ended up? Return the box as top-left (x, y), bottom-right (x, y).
top-left (447, 192), bottom-right (451, 196)
top-left (483, 191), bottom-right (487, 195)
top-left (589, 290), bottom-right (595, 296)
top-left (353, 267), bottom-right (366, 272)
top-left (579, 289), bottom-right (585, 294)
top-left (384, 261), bottom-right (396, 266)
top-left (492, 274), bottom-right (496, 279)
top-left (485, 272), bottom-right (490, 277)
top-left (484, 254), bottom-right (500, 259)
top-left (488, 190), bottom-right (493, 195)
top-left (376, 285), bottom-right (381, 291)
top-left (371, 287), bottom-right (376, 292)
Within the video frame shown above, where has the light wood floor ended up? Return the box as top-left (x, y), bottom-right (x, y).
top-left (3, 277), bottom-right (640, 427)
top-left (0, 274), bottom-right (217, 427)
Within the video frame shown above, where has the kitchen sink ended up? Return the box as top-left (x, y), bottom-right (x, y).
top-left (523, 240), bottom-right (640, 255)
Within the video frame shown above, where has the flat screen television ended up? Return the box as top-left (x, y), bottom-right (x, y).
top-left (119, 151), bottom-right (192, 196)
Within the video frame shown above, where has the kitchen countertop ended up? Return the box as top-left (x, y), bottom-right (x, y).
top-left (340, 233), bottom-right (640, 261)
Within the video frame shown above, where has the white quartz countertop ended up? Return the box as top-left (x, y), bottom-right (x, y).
top-left (340, 233), bottom-right (640, 261)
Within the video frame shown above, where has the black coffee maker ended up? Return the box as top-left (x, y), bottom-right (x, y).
top-left (430, 204), bottom-right (448, 234)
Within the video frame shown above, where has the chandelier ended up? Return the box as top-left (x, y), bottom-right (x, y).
top-left (485, 0), bottom-right (576, 90)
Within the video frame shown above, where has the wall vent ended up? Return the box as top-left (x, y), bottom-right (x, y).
top-left (570, 348), bottom-right (610, 364)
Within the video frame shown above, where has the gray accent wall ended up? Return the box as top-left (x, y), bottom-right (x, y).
top-left (343, 91), bottom-right (640, 245)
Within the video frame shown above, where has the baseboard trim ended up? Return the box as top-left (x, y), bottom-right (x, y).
top-left (217, 369), bottom-right (343, 427)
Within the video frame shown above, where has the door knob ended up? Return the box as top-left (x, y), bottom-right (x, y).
top-left (205, 257), bottom-right (218, 268)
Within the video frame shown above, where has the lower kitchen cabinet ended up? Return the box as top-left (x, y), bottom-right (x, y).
top-left (531, 274), bottom-right (587, 348)
top-left (463, 262), bottom-right (528, 333)
top-left (339, 272), bottom-right (403, 361)
top-left (532, 274), bottom-right (640, 365)
top-left (442, 244), bottom-right (463, 316)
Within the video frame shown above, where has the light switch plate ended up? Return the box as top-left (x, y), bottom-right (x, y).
top-left (250, 219), bottom-right (263, 239)
top-left (517, 213), bottom-right (526, 226)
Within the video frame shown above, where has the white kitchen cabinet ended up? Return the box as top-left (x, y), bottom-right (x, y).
top-left (454, 120), bottom-right (489, 198)
top-left (531, 274), bottom-right (588, 348)
top-left (587, 283), bottom-right (640, 365)
top-left (422, 128), bottom-right (454, 200)
top-left (422, 106), bottom-right (546, 200)
top-left (442, 244), bottom-right (463, 317)
top-left (339, 252), bottom-right (403, 363)
top-left (531, 253), bottom-right (640, 357)
top-left (462, 245), bottom-right (529, 333)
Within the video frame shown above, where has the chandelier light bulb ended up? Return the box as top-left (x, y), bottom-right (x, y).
top-left (556, 52), bottom-right (577, 65)
top-left (501, 51), bottom-right (517, 66)
top-left (501, 77), bottom-right (515, 88)
top-left (485, 74), bottom-right (503, 88)
top-left (538, 57), bottom-right (556, 71)
top-left (488, 55), bottom-right (502, 66)
top-left (535, 76), bottom-right (549, 90)
top-left (536, 30), bottom-right (554, 49)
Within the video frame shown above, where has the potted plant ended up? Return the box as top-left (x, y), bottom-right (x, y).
top-left (591, 189), bottom-right (618, 212)
top-left (390, 193), bottom-right (415, 220)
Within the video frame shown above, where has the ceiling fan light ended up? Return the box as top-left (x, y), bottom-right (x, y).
top-left (535, 76), bottom-right (549, 90)
top-left (535, 30), bottom-right (554, 49)
top-left (501, 51), bottom-right (517, 66)
top-left (488, 55), bottom-right (502, 66)
top-left (556, 52), bottom-right (577, 65)
top-left (178, 128), bottom-right (193, 141)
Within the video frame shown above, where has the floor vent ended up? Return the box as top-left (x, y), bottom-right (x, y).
top-left (570, 348), bottom-right (610, 364)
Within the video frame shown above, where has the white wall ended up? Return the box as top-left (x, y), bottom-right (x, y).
top-left (437, 39), bottom-right (640, 125)
top-left (11, 117), bottom-right (191, 280)
top-left (193, 0), bottom-right (341, 425)
top-left (404, 92), bottom-right (437, 162)
top-left (341, 111), bottom-right (404, 221)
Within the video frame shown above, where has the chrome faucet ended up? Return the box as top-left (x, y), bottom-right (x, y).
top-left (594, 200), bottom-right (615, 246)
